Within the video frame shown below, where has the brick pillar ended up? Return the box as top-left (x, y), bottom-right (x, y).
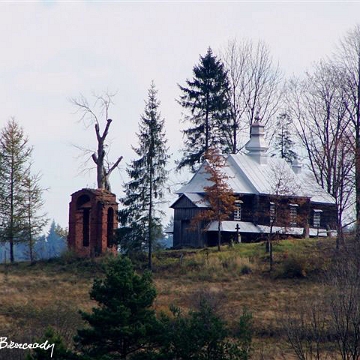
top-left (68, 188), bottom-right (118, 257)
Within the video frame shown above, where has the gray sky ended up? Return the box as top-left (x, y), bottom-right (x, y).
top-left (1, 1), bottom-right (359, 230)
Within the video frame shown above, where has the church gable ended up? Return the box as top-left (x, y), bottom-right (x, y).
top-left (171, 193), bottom-right (209, 209)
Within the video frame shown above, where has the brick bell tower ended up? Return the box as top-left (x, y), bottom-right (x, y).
top-left (68, 188), bottom-right (118, 257)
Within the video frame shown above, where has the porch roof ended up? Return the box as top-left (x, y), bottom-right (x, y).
top-left (206, 221), bottom-right (333, 237)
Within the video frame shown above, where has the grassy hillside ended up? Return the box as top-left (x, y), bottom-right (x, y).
top-left (0, 238), bottom-right (343, 359)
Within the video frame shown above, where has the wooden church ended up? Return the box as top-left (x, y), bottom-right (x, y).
top-left (171, 121), bottom-right (337, 248)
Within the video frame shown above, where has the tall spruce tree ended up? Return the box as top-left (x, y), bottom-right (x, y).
top-left (0, 119), bottom-right (32, 263)
top-left (177, 47), bottom-right (231, 172)
top-left (118, 82), bottom-right (169, 270)
top-left (273, 113), bottom-right (297, 163)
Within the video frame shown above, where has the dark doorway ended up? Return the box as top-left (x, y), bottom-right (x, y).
top-left (83, 208), bottom-right (90, 247)
top-left (107, 207), bottom-right (114, 247)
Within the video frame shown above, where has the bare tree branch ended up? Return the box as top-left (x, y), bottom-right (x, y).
top-left (221, 39), bottom-right (283, 153)
top-left (71, 92), bottom-right (122, 191)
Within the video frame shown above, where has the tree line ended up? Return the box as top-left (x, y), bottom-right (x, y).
top-left (0, 119), bottom-right (49, 263)
top-left (117, 24), bottom-right (359, 263)
top-left (174, 32), bottom-right (358, 245)
top-left (2, 24), bottom-right (359, 264)
top-left (0, 119), bottom-right (68, 263)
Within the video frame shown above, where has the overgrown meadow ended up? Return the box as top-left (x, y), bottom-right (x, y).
top-left (0, 237), bottom-right (344, 359)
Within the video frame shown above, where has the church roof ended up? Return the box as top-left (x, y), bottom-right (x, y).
top-left (176, 153), bottom-right (335, 205)
top-left (176, 120), bottom-right (335, 205)
top-left (206, 221), bottom-right (332, 237)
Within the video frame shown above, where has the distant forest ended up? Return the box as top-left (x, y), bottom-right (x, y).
top-left (0, 221), bottom-right (66, 263)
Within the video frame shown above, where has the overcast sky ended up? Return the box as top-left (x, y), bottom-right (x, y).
top-left (1, 1), bottom-right (359, 231)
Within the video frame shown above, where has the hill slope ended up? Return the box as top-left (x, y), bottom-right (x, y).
top-left (0, 238), bottom-right (343, 359)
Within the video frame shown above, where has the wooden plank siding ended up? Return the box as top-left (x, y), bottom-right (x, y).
top-left (255, 195), bottom-right (310, 228)
top-left (172, 193), bottom-right (338, 248)
top-left (172, 195), bottom-right (207, 248)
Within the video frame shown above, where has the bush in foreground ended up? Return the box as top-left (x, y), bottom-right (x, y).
top-left (74, 256), bottom-right (158, 360)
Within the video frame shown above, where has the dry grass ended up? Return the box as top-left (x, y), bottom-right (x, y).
top-left (0, 238), bottom-right (338, 359)
top-left (151, 237), bottom-right (336, 358)
top-left (0, 256), bottom-right (99, 358)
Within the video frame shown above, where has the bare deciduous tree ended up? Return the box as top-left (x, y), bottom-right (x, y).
top-left (282, 299), bottom-right (327, 359)
top-left (267, 161), bottom-right (302, 270)
top-left (71, 93), bottom-right (123, 191)
top-left (327, 246), bottom-right (360, 360)
top-left (221, 39), bottom-right (283, 153)
top-left (282, 298), bottom-right (329, 360)
top-left (283, 241), bottom-right (360, 360)
top-left (286, 61), bottom-right (355, 246)
top-left (334, 24), bottom-right (360, 241)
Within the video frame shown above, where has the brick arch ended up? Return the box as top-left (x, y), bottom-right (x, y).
top-left (76, 194), bottom-right (91, 209)
top-left (68, 189), bottom-right (118, 257)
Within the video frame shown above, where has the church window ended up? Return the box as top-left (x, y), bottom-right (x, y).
top-left (289, 204), bottom-right (298, 227)
top-left (313, 209), bottom-right (322, 228)
top-left (234, 200), bottom-right (243, 221)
